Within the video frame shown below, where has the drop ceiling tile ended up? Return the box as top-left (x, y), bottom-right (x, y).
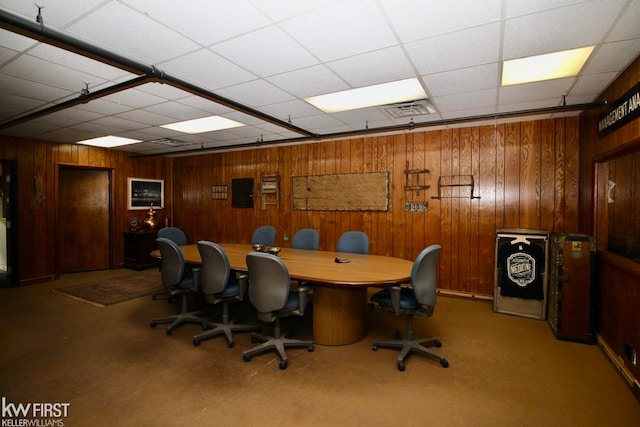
top-left (379, 0), bottom-right (501, 42)
top-left (47, 108), bottom-right (103, 123)
top-left (583, 39), bottom-right (640, 74)
top-left (503, 1), bottom-right (624, 59)
top-left (28, 44), bottom-right (130, 81)
top-left (74, 99), bottom-right (134, 116)
top-left (215, 79), bottom-right (295, 108)
top-left (499, 78), bottom-right (575, 105)
top-left (84, 116), bottom-right (149, 131)
top-left (266, 65), bottom-right (347, 98)
top-left (571, 72), bottom-right (618, 96)
top-left (279, 0), bottom-right (397, 62)
top-left (0, 0), bottom-right (108, 27)
top-left (0, 45), bottom-right (19, 65)
top-left (114, 109), bottom-right (175, 126)
top-left (0, 92), bottom-right (48, 113)
top-left (136, 82), bottom-right (191, 100)
top-left (505, 0), bottom-right (593, 18)
top-left (607, 0), bottom-right (640, 41)
top-left (0, 74), bottom-right (74, 101)
top-left (159, 49), bottom-right (256, 91)
top-left (143, 101), bottom-right (209, 121)
top-left (0, 28), bottom-right (36, 51)
top-left (326, 46), bottom-right (416, 87)
top-left (421, 63), bottom-right (500, 97)
top-left (405, 23), bottom-right (501, 75)
top-left (250, 0), bottom-right (334, 21)
top-left (66, 2), bottom-right (200, 64)
top-left (213, 26), bottom-right (319, 78)
top-left (123, 0), bottom-right (270, 46)
top-left (259, 99), bottom-right (324, 121)
top-left (102, 88), bottom-right (168, 109)
top-left (176, 96), bottom-right (235, 115)
top-left (2, 55), bottom-right (108, 92)
top-left (435, 89), bottom-right (497, 113)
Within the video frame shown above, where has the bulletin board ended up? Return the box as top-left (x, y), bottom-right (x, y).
top-left (292, 172), bottom-right (389, 211)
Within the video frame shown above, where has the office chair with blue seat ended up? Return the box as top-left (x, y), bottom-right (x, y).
top-left (150, 238), bottom-right (207, 335)
top-left (252, 225), bottom-right (276, 247)
top-left (192, 241), bottom-right (259, 348)
top-left (291, 228), bottom-right (320, 250)
top-left (153, 226), bottom-right (188, 301)
top-left (157, 226), bottom-right (187, 246)
top-left (337, 231), bottom-right (369, 254)
top-left (242, 252), bottom-right (314, 370)
top-left (370, 244), bottom-right (449, 371)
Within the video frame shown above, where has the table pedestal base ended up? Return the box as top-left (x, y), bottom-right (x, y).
top-left (312, 286), bottom-right (367, 345)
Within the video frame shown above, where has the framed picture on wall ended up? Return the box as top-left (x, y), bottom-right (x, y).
top-left (128, 178), bottom-right (164, 210)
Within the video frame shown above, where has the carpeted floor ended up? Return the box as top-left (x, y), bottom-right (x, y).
top-left (52, 269), bottom-right (162, 306)
top-left (0, 269), bottom-right (639, 426)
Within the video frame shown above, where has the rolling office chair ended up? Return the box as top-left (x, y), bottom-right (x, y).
top-left (370, 244), bottom-right (449, 371)
top-left (152, 226), bottom-right (188, 301)
top-left (242, 252), bottom-right (314, 370)
top-left (251, 225), bottom-right (276, 247)
top-left (337, 231), bottom-right (369, 254)
top-left (192, 241), bottom-right (259, 348)
top-left (149, 238), bottom-right (207, 335)
top-left (291, 228), bottom-right (320, 250)
top-left (290, 228), bottom-right (320, 288)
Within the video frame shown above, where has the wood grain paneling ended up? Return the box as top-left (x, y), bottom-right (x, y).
top-left (0, 136), bottom-right (169, 283)
top-left (168, 118), bottom-right (579, 298)
top-left (579, 55), bottom-right (640, 382)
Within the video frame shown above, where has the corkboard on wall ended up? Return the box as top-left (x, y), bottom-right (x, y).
top-left (292, 172), bottom-right (389, 211)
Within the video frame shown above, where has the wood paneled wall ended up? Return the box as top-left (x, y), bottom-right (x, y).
top-left (579, 55), bottom-right (640, 382)
top-left (172, 118), bottom-right (580, 297)
top-left (0, 136), bottom-right (170, 283)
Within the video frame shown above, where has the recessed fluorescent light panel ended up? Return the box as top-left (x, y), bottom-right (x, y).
top-left (160, 116), bottom-right (245, 134)
top-left (501, 46), bottom-right (594, 86)
top-left (76, 135), bottom-right (141, 148)
top-left (305, 78), bottom-right (427, 113)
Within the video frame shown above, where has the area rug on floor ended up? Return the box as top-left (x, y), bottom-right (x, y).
top-left (53, 269), bottom-right (162, 307)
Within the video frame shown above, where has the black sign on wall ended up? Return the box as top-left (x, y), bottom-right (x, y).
top-left (232, 178), bottom-right (254, 208)
top-left (597, 81), bottom-right (640, 138)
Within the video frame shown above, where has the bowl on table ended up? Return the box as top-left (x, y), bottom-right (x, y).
top-left (251, 243), bottom-right (264, 252)
top-left (265, 246), bottom-right (281, 256)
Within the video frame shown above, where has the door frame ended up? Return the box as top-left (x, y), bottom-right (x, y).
top-left (0, 159), bottom-right (18, 286)
top-left (55, 163), bottom-right (115, 273)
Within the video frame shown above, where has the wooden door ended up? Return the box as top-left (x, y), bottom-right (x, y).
top-left (57, 167), bottom-right (111, 273)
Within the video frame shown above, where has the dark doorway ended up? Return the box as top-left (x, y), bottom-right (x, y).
top-left (57, 166), bottom-right (112, 273)
top-left (0, 160), bottom-right (18, 286)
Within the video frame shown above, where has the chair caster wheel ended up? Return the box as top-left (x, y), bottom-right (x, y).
top-left (440, 359), bottom-right (449, 368)
top-left (251, 336), bottom-right (260, 343)
top-left (394, 331), bottom-right (402, 339)
top-left (152, 295), bottom-right (157, 300)
top-left (434, 339), bottom-right (442, 348)
top-left (372, 344), bottom-right (378, 351)
top-left (193, 338), bottom-right (201, 346)
top-left (243, 354), bottom-right (252, 362)
top-left (165, 328), bottom-right (172, 336)
top-left (279, 360), bottom-right (288, 370)
top-left (307, 344), bottom-right (314, 352)
top-left (397, 361), bottom-right (406, 372)
top-left (228, 341), bottom-right (234, 349)
top-left (149, 321), bottom-right (157, 328)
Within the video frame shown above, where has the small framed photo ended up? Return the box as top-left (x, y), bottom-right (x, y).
top-left (128, 178), bottom-right (164, 210)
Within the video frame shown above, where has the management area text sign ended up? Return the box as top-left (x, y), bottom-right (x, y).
top-left (598, 81), bottom-right (640, 138)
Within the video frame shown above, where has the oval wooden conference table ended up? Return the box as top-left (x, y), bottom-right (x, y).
top-left (170, 243), bottom-right (414, 346)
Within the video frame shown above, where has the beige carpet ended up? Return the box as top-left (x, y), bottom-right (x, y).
top-left (52, 269), bottom-right (162, 307)
top-left (1, 269), bottom-right (638, 426)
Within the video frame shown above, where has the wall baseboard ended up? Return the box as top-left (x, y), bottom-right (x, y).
top-left (597, 333), bottom-right (640, 401)
top-left (437, 288), bottom-right (493, 302)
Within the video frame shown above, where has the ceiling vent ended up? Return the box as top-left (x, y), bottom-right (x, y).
top-left (384, 99), bottom-right (435, 118)
top-left (148, 138), bottom-right (194, 147)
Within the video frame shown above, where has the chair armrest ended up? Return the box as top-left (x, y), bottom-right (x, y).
top-left (192, 267), bottom-right (201, 291)
top-left (294, 284), bottom-right (312, 315)
top-left (388, 285), bottom-right (402, 316)
top-left (237, 273), bottom-right (249, 300)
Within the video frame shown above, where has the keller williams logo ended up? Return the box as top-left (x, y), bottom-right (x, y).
top-left (1, 397), bottom-right (69, 426)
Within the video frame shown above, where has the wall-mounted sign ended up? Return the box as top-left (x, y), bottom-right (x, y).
top-left (598, 81), bottom-right (640, 138)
